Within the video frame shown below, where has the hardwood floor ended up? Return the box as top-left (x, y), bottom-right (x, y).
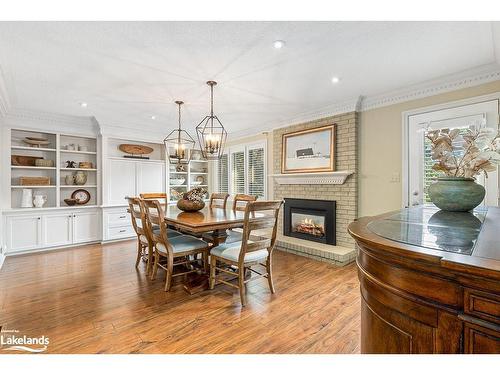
top-left (0, 240), bottom-right (360, 354)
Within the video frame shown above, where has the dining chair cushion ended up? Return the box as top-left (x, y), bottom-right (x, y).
top-left (139, 228), bottom-right (181, 244)
top-left (210, 241), bottom-right (268, 263)
top-left (156, 235), bottom-right (208, 254)
top-left (153, 227), bottom-right (182, 238)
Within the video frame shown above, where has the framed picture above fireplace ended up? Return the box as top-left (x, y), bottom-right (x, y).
top-left (281, 124), bottom-right (335, 174)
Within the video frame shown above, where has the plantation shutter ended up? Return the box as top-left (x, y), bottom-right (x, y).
top-left (218, 154), bottom-right (229, 194)
top-left (248, 146), bottom-right (265, 198)
top-left (232, 151), bottom-right (245, 194)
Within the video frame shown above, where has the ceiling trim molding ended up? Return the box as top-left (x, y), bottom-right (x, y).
top-left (0, 65), bottom-right (11, 118)
top-left (99, 123), bottom-right (166, 143)
top-left (360, 63), bottom-right (500, 111)
top-left (4, 108), bottom-right (98, 136)
top-left (228, 96), bottom-right (362, 139)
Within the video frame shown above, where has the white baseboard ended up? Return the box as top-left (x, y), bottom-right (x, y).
top-left (0, 253), bottom-right (5, 271)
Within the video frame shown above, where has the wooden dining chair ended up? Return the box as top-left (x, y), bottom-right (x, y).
top-left (209, 193), bottom-right (230, 209)
top-left (128, 197), bottom-right (182, 274)
top-left (209, 200), bottom-right (283, 306)
top-left (232, 194), bottom-right (258, 211)
top-left (203, 194), bottom-right (258, 246)
top-left (142, 199), bottom-right (210, 291)
top-left (127, 197), bottom-right (152, 273)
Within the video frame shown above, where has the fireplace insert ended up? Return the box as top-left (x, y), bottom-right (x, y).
top-left (283, 198), bottom-right (336, 245)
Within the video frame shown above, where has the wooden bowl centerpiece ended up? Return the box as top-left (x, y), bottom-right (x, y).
top-left (177, 187), bottom-right (207, 212)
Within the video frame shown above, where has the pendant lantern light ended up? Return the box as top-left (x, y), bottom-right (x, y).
top-left (195, 81), bottom-right (227, 160)
top-left (164, 100), bottom-right (196, 164)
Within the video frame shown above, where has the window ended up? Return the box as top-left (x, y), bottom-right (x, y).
top-left (218, 154), bottom-right (229, 194)
top-left (216, 142), bottom-right (266, 198)
top-left (248, 147), bottom-right (265, 198)
top-left (232, 151), bottom-right (245, 194)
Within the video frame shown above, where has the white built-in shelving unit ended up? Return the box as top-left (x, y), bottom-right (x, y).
top-left (9, 129), bottom-right (99, 209)
top-left (167, 150), bottom-right (210, 204)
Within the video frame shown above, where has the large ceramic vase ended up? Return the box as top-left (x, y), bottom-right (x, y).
top-left (428, 177), bottom-right (485, 212)
top-left (177, 198), bottom-right (205, 212)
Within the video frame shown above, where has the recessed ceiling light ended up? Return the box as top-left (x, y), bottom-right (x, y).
top-left (80, 102), bottom-right (88, 108)
top-left (331, 77), bottom-right (340, 84)
top-left (273, 40), bottom-right (285, 49)
top-left (151, 115), bottom-right (156, 120)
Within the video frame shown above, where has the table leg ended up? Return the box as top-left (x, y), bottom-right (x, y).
top-left (211, 229), bottom-right (228, 247)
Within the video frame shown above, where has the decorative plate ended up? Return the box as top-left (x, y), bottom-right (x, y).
top-left (119, 144), bottom-right (154, 155)
top-left (195, 175), bottom-right (205, 184)
top-left (71, 189), bottom-right (91, 205)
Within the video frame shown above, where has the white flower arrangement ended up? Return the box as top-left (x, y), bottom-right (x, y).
top-left (425, 123), bottom-right (500, 178)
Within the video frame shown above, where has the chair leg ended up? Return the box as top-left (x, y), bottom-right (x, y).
top-left (151, 251), bottom-right (159, 281)
top-left (146, 243), bottom-right (153, 275)
top-left (164, 255), bottom-right (174, 292)
top-left (209, 255), bottom-right (216, 290)
top-left (266, 256), bottom-right (275, 294)
top-left (135, 240), bottom-right (142, 268)
top-left (238, 266), bottom-right (247, 306)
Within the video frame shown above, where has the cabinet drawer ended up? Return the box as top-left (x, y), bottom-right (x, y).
top-left (108, 225), bottom-right (135, 240)
top-left (107, 211), bottom-right (131, 227)
top-left (464, 288), bottom-right (500, 325)
top-left (464, 322), bottom-right (500, 354)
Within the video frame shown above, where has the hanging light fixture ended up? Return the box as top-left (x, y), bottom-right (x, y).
top-left (164, 100), bottom-right (196, 164)
top-left (195, 81), bottom-right (227, 160)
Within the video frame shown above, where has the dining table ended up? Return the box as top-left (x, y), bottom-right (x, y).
top-left (158, 204), bottom-right (263, 294)
top-left (162, 204), bottom-right (248, 246)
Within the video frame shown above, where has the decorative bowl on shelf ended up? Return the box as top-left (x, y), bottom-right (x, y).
top-left (64, 198), bottom-right (78, 206)
top-left (23, 137), bottom-right (50, 148)
top-left (170, 178), bottom-right (186, 185)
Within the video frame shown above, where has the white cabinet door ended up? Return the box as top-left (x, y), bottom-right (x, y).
top-left (73, 211), bottom-right (100, 243)
top-left (6, 215), bottom-right (42, 253)
top-left (138, 162), bottom-right (164, 194)
top-left (43, 213), bottom-right (73, 247)
top-left (108, 159), bottom-right (137, 205)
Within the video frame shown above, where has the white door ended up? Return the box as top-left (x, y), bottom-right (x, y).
top-left (138, 162), bottom-right (164, 194)
top-left (73, 211), bottom-right (100, 243)
top-left (43, 213), bottom-right (73, 247)
top-left (6, 215), bottom-right (42, 253)
top-left (407, 99), bottom-right (499, 207)
top-left (108, 159), bottom-right (137, 205)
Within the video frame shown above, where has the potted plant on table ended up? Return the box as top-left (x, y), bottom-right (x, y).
top-left (426, 123), bottom-right (500, 211)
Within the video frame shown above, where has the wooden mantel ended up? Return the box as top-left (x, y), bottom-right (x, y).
top-left (269, 171), bottom-right (354, 185)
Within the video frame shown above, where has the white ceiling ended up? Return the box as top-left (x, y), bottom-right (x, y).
top-left (0, 21), bottom-right (499, 136)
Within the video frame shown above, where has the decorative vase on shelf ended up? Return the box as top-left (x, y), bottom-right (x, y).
top-left (428, 177), bottom-right (485, 212)
top-left (65, 174), bottom-right (75, 185)
top-left (74, 171), bottom-right (87, 185)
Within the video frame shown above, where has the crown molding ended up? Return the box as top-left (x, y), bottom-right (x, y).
top-left (98, 122), bottom-right (167, 143)
top-left (361, 63), bottom-right (500, 111)
top-left (228, 96), bottom-right (362, 140)
top-left (4, 108), bottom-right (98, 135)
top-left (0, 65), bottom-right (11, 118)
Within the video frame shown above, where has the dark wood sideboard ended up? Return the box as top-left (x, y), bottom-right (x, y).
top-left (348, 206), bottom-right (500, 354)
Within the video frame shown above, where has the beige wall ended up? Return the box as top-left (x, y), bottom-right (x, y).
top-left (359, 80), bottom-right (500, 217)
top-left (226, 80), bottom-right (500, 219)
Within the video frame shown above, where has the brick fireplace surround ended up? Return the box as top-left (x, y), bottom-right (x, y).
top-left (272, 111), bottom-right (358, 266)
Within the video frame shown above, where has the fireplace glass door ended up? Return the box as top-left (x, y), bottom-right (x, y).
top-left (291, 211), bottom-right (326, 238)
